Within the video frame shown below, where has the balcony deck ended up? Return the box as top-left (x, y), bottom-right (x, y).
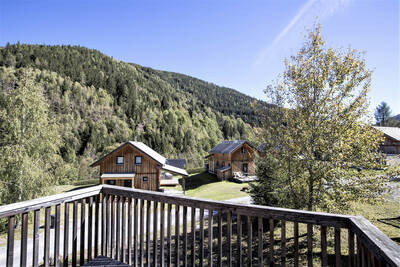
top-left (0, 184), bottom-right (399, 266)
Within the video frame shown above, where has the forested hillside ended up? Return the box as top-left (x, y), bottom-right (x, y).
top-left (0, 43), bottom-right (266, 202)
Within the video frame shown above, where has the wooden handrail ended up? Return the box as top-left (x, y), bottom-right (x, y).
top-left (101, 185), bottom-right (352, 228)
top-left (0, 184), bottom-right (399, 267)
top-left (349, 217), bottom-right (400, 266)
top-left (0, 185), bottom-right (102, 218)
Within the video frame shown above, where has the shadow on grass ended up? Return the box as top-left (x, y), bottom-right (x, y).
top-left (180, 172), bottom-right (220, 191)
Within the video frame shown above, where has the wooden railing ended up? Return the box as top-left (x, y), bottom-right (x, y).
top-left (0, 184), bottom-right (399, 266)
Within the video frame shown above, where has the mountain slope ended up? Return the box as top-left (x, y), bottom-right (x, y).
top-left (0, 44), bottom-right (265, 179)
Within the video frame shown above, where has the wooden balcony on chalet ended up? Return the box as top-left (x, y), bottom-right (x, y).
top-left (0, 185), bottom-right (399, 267)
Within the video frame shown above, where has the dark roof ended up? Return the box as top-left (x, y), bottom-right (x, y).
top-left (165, 159), bottom-right (187, 169)
top-left (209, 140), bottom-right (257, 155)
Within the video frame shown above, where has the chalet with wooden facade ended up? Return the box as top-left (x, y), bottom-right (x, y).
top-left (205, 140), bottom-right (259, 180)
top-left (374, 126), bottom-right (400, 154)
top-left (91, 141), bottom-right (188, 191)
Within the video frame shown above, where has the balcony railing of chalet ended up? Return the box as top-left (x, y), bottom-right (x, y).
top-left (0, 185), bottom-right (399, 267)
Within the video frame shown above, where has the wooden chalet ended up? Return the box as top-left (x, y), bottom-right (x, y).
top-left (91, 141), bottom-right (188, 191)
top-left (374, 126), bottom-right (400, 154)
top-left (205, 140), bottom-right (259, 180)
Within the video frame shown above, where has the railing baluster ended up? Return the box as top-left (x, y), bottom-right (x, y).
top-left (208, 209), bottom-right (213, 267)
top-left (106, 194), bottom-right (111, 257)
top-left (321, 225), bottom-right (328, 267)
top-left (200, 208), bottom-right (204, 266)
top-left (227, 211), bottom-right (232, 267)
top-left (116, 196), bottom-right (121, 260)
top-left (247, 215), bottom-right (252, 267)
top-left (294, 222), bottom-right (299, 267)
top-left (88, 196), bottom-right (93, 261)
top-left (167, 203), bottom-right (172, 267)
top-left (335, 227), bottom-right (341, 267)
top-left (140, 199), bottom-right (144, 267)
top-left (269, 219), bottom-right (274, 265)
top-left (237, 214), bottom-right (242, 267)
top-left (281, 220), bottom-right (286, 266)
top-left (111, 195), bottom-right (116, 259)
top-left (348, 229), bottom-right (355, 267)
top-left (175, 204), bottom-right (180, 266)
top-left (191, 207), bottom-right (196, 267)
top-left (258, 217), bottom-right (263, 266)
top-left (146, 200), bottom-right (151, 265)
top-left (153, 201), bottom-right (158, 266)
top-left (54, 205), bottom-right (61, 267)
top-left (72, 201), bottom-right (78, 267)
top-left (33, 210), bottom-right (40, 267)
top-left (95, 195), bottom-right (100, 258)
top-left (307, 223), bottom-right (313, 267)
top-left (217, 210), bottom-right (222, 267)
top-left (102, 194), bottom-right (107, 256)
top-left (134, 198), bottom-right (138, 267)
top-left (183, 206), bottom-right (188, 267)
top-left (80, 198), bottom-right (86, 265)
top-left (6, 215), bottom-right (15, 267)
top-left (160, 202), bottom-right (165, 267)
top-left (20, 212), bottom-right (28, 267)
top-left (128, 198), bottom-right (133, 265)
top-left (63, 203), bottom-right (69, 267)
top-left (122, 197), bottom-right (127, 262)
top-left (44, 207), bottom-right (51, 267)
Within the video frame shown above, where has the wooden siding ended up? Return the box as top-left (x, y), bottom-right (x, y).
top-left (207, 142), bottom-right (258, 179)
top-left (381, 135), bottom-right (400, 154)
top-left (98, 144), bottom-right (161, 190)
top-left (231, 143), bottom-right (257, 176)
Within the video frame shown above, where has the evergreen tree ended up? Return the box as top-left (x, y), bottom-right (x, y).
top-left (374, 101), bottom-right (392, 126)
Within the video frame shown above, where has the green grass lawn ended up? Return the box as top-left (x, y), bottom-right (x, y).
top-left (181, 171), bottom-right (250, 200)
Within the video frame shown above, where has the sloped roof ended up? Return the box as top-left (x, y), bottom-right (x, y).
top-left (209, 140), bottom-right (257, 155)
top-left (128, 141), bottom-right (167, 165)
top-left (373, 126), bottom-right (400, 141)
top-left (166, 159), bottom-right (187, 169)
top-left (91, 142), bottom-right (188, 176)
top-left (162, 164), bottom-right (188, 176)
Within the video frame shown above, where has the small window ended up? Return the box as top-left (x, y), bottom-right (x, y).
top-left (106, 180), bottom-right (116, 185)
top-left (116, 156), bottom-right (124, 165)
top-left (135, 156), bottom-right (142, 165)
top-left (242, 163), bottom-right (248, 173)
top-left (124, 180), bottom-right (132, 187)
top-left (143, 176), bottom-right (148, 182)
top-left (241, 147), bottom-right (246, 154)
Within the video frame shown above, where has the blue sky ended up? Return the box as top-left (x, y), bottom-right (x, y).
top-left (1, 0), bottom-right (399, 116)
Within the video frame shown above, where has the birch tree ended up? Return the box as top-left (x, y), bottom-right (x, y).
top-left (251, 25), bottom-right (385, 212)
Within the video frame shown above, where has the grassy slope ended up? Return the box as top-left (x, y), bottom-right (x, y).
top-left (182, 172), bottom-right (249, 200)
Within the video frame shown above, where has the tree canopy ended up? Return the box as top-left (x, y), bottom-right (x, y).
top-left (251, 25), bottom-right (385, 212)
top-left (374, 101), bottom-right (392, 126)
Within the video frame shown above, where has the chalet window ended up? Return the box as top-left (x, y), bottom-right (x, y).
top-left (124, 180), bottom-right (132, 187)
top-left (135, 156), bottom-right (142, 165)
top-left (242, 163), bottom-right (248, 173)
top-left (116, 156), bottom-right (124, 165)
top-left (241, 147), bottom-right (246, 154)
top-left (143, 176), bottom-right (148, 182)
top-left (106, 180), bottom-right (116, 185)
